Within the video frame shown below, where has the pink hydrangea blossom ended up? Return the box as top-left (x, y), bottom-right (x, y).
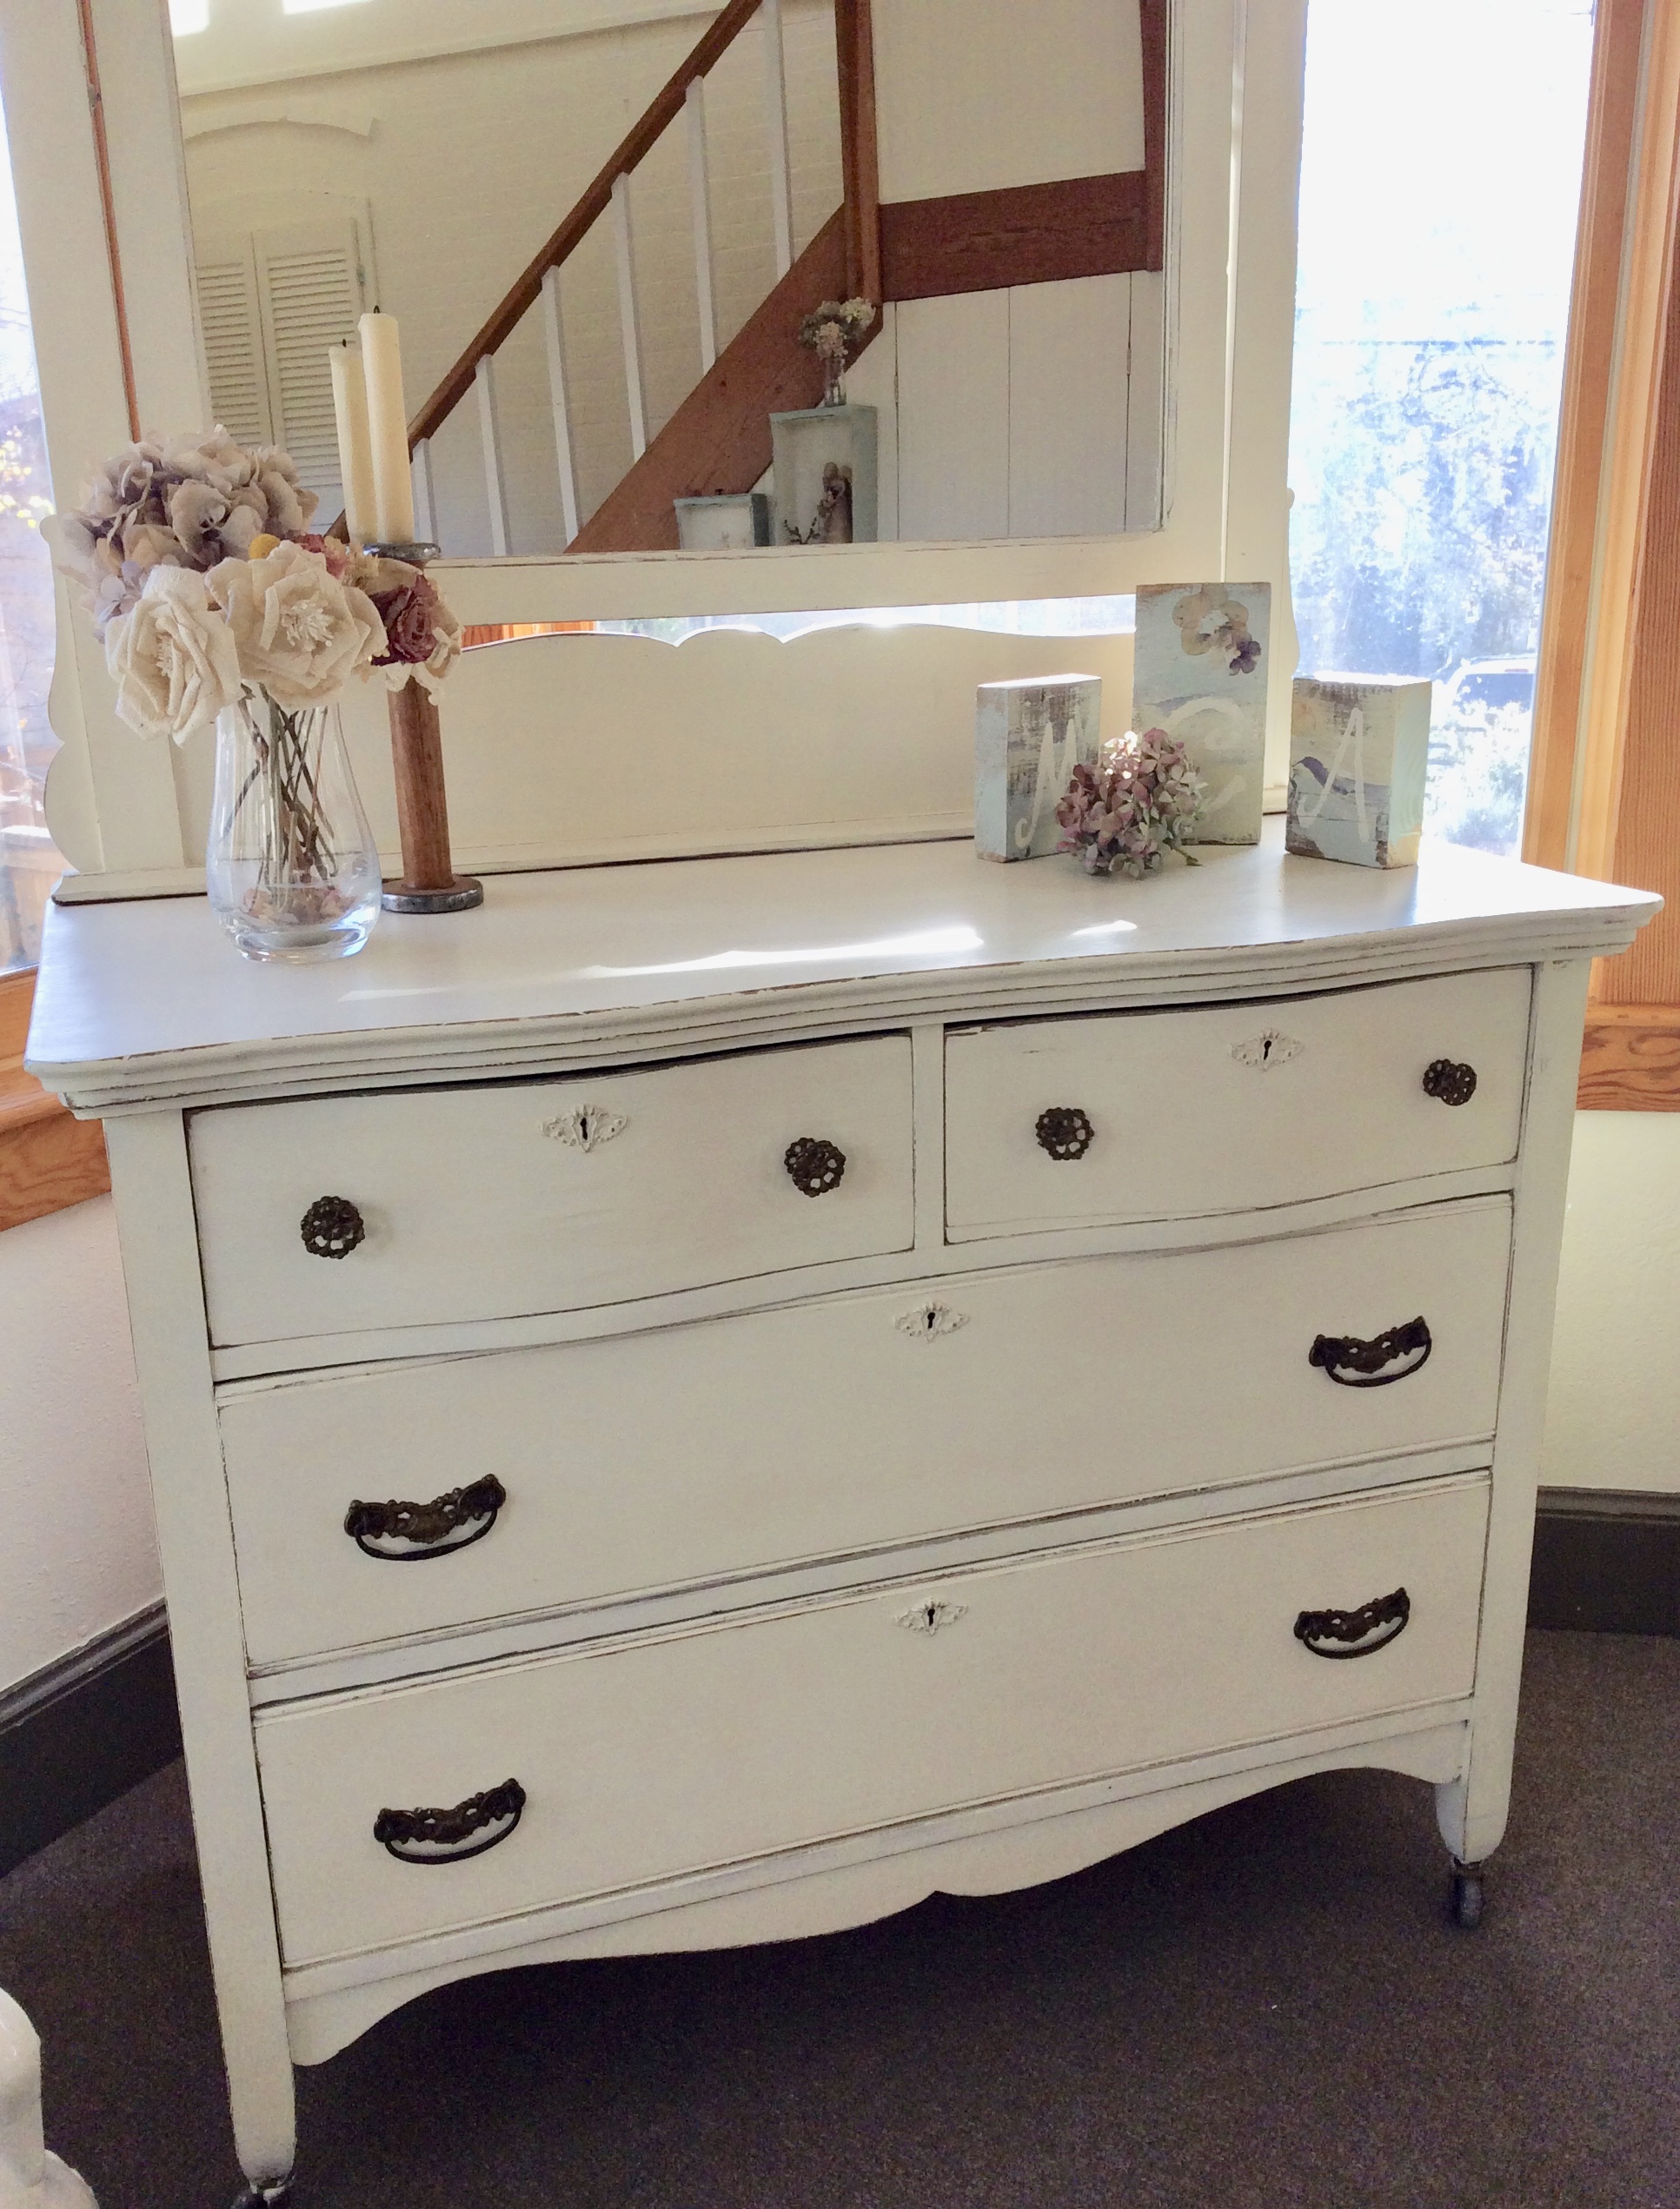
top-left (1054, 728), bottom-right (1205, 879)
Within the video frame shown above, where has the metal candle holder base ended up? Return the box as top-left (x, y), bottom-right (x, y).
top-left (362, 539), bottom-right (442, 564)
top-left (361, 541), bottom-right (483, 918)
top-left (382, 878), bottom-right (484, 915)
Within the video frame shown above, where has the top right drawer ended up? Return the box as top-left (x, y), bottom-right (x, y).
top-left (944, 967), bottom-right (1531, 1237)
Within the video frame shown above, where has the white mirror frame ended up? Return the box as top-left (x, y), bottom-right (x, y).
top-left (3, 0), bottom-right (1307, 890)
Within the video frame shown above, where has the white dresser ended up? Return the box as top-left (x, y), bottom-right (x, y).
top-left (27, 826), bottom-right (1654, 2206)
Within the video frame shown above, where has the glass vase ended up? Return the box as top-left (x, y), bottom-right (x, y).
top-left (820, 348), bottom-right (847, 408)
top-left (206, 692), bottom-right (382, 963)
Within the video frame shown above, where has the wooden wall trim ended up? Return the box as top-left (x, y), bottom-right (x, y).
top-left (1571, 0), bottom-right (1680, 892)
top-left (835, 0), bottom-right (880, 304)
top-left (1577, 1003), bottom-right (1680, 1110)
top-left (0, 971), bottom-right (110, 1231)
top-left (879, 171), bottom-right (1151, 302)
top-left (1524, 0), bottom-right (1647, 872)
top-left (1139, 0), bottom-right (1168, 273)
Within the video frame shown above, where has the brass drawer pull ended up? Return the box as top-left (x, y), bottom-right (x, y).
top-left (785, 1136), bottom-right (846, 1196)
top-left (1035, 1105), bottom-right (1095, 1160)
top-left (300, 1195), bottom-right (365, 1259)
top-left (1295, 1587), bottom-right (1411, 1659)
top-left (375, 1779), bottom-right (526, 1864)
top-left (1309, 1316), bottom-right (1431, 1387)
top-left (344, 1476), bottom-right (508, 1561)
top-left (1422, 1058), bottom-right (1477, 1106)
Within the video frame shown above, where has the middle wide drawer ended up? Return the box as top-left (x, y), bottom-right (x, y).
top-left (222, 1197), bottom-right (1511, 1669)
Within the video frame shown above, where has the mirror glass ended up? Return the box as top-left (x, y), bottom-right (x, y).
top-left (172, 0), bottom-right (1169, 558)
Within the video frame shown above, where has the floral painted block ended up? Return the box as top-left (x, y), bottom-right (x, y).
top-left (1132, 582), bottom-right (1272, 846)
top-left (1286, 674), bottom-right (1431, 870)
top-left (974, 673), bottom-right (1102, 861)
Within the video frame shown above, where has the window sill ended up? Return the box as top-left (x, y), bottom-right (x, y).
top-left (0, 971), bottom-right (110, 1232)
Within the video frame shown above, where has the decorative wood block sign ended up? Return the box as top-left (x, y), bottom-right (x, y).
top-left (674, 493), bottom-right (771, 551)
top-left (770, 404), bottom-right (879, 544)
top-left (1133, 582), bottom-right (1272, 846)
top-left (1287, 674), bottom-right (1431, 870)
top-left (974, 673), bottom-right (1102, 862)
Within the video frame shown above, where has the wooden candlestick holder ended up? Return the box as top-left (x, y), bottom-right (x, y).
top-left (366, 540), bottom-right (483, 916)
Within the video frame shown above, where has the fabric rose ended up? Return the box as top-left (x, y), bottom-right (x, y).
top-left (346, 553), bottom-right (464, 692)
top-left (104, 565), bottom-right (242, 743)
top-left (207, 540), bottom-right (385, 707)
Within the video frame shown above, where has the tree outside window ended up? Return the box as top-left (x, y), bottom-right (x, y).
top-left (1289, 0), bottom-right (1594, 857)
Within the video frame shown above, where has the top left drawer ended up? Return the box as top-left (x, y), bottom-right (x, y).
top-left (189, 1035), bottom-right (914, 1349)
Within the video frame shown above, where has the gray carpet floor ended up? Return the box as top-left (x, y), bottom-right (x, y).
top-left (2, 1629), bottom-right (1677, 2209)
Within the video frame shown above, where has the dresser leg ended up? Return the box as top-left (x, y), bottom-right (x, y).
top-left (1448, 1859), bottom-right (1486, 1930)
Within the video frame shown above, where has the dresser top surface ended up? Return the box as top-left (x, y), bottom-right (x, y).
top-left (28, 823), bottom-right (1657, 1111)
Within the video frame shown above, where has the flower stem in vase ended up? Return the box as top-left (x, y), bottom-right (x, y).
top-left (207, 689), bottom-right (382, 961)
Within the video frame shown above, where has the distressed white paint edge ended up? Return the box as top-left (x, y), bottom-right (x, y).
top-left (1435, 959), bottom-right (1592, 1867)
top-left (285, 1708), bottom-right (1470, 2059)
top-left (103, 1114), bottom-right (295, 2189)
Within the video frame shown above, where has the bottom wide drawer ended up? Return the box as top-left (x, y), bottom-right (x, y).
top-left (256, 1475), bottom-right (1489, 1968)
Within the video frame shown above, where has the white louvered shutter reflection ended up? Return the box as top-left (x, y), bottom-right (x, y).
top-left (196, 236), bottom-right (272, 448)
top-left (252, 223), bottom-right (364, 507)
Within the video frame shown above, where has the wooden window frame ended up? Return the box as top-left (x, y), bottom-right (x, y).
top-left (0, 970), bottom-right (107, 1231)
top-left (1525, 0), bottom-right (1680, 1107)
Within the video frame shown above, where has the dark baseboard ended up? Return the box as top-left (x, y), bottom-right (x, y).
top-left (1529, 1488), bottom-right (1680, 1635)
top-left (0, 1604), bottom-right (180, 1878)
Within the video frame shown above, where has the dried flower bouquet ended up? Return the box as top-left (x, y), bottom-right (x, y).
top-left (797, 296), bottom-right (876, 407)
top-left (57, 427), bottom-right (464, 959)
top-left (1056, 730), bottom-right (1206, 879)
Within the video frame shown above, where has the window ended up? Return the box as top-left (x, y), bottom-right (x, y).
top-left (0, 93), bottom-right (58, 975)
top-left (1288, 0), bottom-right (1595, 858)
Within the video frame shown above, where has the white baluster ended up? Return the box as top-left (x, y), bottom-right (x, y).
top-left (611, 172), bottom-right (649, 461)
top-left (474, 355), bottom-right (511, 557)
top-left (760, 0), bottom-right (794, 278)
top-left (685, 76), bottom-right (719, 373)
top-left (0, 1988), bottom-right (96, 2207)
top-left (410, 435), bottom-right (437, 546)
top-left (539, 268), bottom-right (581, 544)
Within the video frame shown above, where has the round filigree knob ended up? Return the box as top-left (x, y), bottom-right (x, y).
top-left (784, 1137), bottom-right (847, 1197)
top-left (1422, 1058), bottom-right (1477, 1107)
top-left (300, 1194), bottom-right (366, 1259)
top-left (1035, 1105), bottom-right (1096, 1161)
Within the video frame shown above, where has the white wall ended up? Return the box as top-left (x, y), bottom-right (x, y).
top-left (0, 1197), bottom-right (157, 1695)
top-left (1542, 1113), bottom-right (1680, 1494)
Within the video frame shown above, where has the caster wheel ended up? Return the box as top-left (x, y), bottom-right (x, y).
top-left (1449, 1864), bottom-right (1485, 1930)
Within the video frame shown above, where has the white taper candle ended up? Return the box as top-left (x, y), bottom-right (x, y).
top-left (358, 310), bottom-right (416, 543)
top-left (328, 342), bottom-right (377, 546)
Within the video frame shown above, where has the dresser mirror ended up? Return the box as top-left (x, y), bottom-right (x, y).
top-left (167, 0), bottom-right (1232, 614)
